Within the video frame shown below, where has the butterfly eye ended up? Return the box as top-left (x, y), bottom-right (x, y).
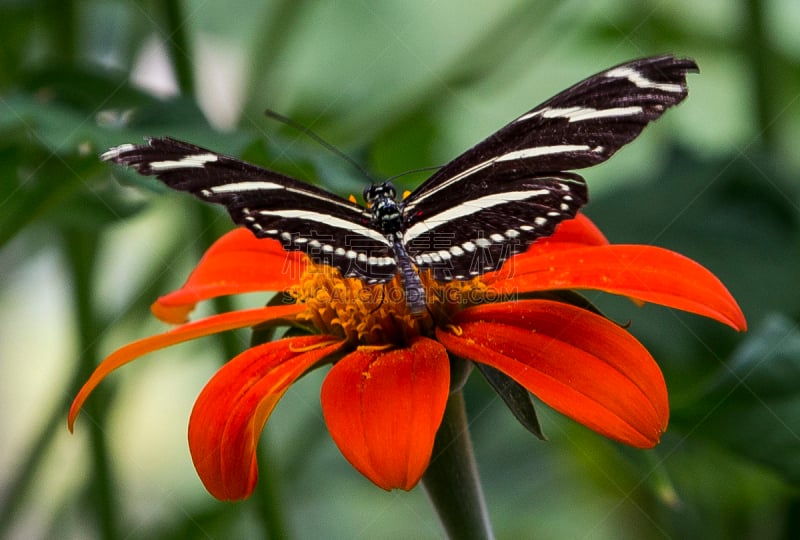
top-left (363, 185), bottom-right (376, 202)
top-left (364, 182), bottom-right (397, 203)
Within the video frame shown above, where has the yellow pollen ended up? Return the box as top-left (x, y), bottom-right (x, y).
top-left (348, 194), bottom-right (358, 204)
top-left (288, 339), bottom-right (342, 352)
top-left (445, 324), bottom-right (463, 336)
top-left (357, 343), bottom-right (394, 352)
top-left (289, 257), bottom-right (492, 345)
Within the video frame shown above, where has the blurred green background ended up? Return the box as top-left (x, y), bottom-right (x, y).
top-left (1, 0), bottom-right (799, 538)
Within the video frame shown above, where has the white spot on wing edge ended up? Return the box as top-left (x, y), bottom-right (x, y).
top-left (100, 144), bottom-right (137, 161)
top-left (496, 145), bottom-right (590, 161)
top-left (209, 181), bottom-right (284, 193)
top-left (516, 105), bottom-right (643, 123)
top-left (149, 153), bottom-right (219, 171)
top-left (605, 66), bottom-right (684, 93)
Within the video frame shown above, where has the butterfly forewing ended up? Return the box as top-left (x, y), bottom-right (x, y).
top-left (102, 138), bottom-right (398, 281)
top-left (404, 56), bottom-right (696, 210)
top-left (402, 55), bottom-right (696, 277)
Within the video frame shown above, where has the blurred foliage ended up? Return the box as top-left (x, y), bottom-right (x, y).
top-left (1, 0), bottom-right (799, 539)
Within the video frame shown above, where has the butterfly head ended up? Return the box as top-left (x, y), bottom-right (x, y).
top-left (363, 181), bottom-right (397, 206)
top-left (364, 182), bottom-right (403, 234)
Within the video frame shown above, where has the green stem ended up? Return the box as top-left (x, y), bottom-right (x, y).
top-left (242, 0), bottom-right (303, 118)
top-left (161, 0), bottom-right (195, 96)
top-left (0, 396), bottom-right (67, 535)
top-left (43, 0), bottom-right (76, 62)
top-left (422, 389), bottom-right (494, 540)
top-left (63, 229), bottom-right (118, 540)
top-left (253, 434), bottom-right (290, 540)
top-left (743, 0), bottom-right (773, 147)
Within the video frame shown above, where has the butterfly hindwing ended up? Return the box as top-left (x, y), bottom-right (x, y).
top-left (402, 173), bottom-right (586, 280)
top-left (102, 138), bottom-right (397, 281)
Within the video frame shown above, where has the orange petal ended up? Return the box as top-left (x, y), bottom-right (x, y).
top-left (153, 228), bottom-right (306, 323)
top-left (485, 244), bottom-right (746, 331)
top-left (188, 335), bottom-right (344, 500)
top-left (437, 300), bottom-right (668, 448)
top-left (320, 338), bottom-right (450, 490)
top-left (68, 303), bottom-right (305, 431)
top-left (540, 213), bottom-right (609, 247)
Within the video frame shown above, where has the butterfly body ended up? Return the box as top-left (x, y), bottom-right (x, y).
top-left (102, 55), bottom-right (698, 315)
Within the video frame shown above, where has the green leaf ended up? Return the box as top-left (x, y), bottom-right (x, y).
top-left (0, 142), bottom-right (101, 247)
top-left (689, 314), bottom-right (800, 484)
top-left (19, 64), bottom-right (153, 112)
top-left (475, 363), bottom-right (546, 441)
top-left (49, 178), bottom-right (147, 230)
top-left (0, 1), bottom-right (37, 88)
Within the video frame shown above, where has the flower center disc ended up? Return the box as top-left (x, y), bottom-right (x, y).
top-left (289, 259), bottom-right (490, 345)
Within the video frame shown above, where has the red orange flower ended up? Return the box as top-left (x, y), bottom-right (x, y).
top-left (68, 214), bottom-right (745, 500)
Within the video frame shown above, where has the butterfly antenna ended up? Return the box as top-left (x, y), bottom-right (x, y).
top-left (264, 109), bottom-right (376, 182)
top-left (385, 165), bottom-right (443, 184)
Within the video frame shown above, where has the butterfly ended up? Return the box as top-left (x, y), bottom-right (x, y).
top-left (102, 55), bottom-right (697, 315)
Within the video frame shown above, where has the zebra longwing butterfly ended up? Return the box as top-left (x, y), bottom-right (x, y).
top-left (103, 55), bottom-right (697, 315)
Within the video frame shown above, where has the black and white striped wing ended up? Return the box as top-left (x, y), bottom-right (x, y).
top-left (102, 138), bottom-right (398, 282)
top-left (403, 173), bottom-right (586, 280)
top-left (402, 55), bottom-right (697, 280)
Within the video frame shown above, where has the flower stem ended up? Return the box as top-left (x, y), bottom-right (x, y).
top-left (161, 0), bottom-right (195, 96)
top-left (64, 229), bottom-right (118, 539)
top-left (422, 389), bottom-right (494, 540)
